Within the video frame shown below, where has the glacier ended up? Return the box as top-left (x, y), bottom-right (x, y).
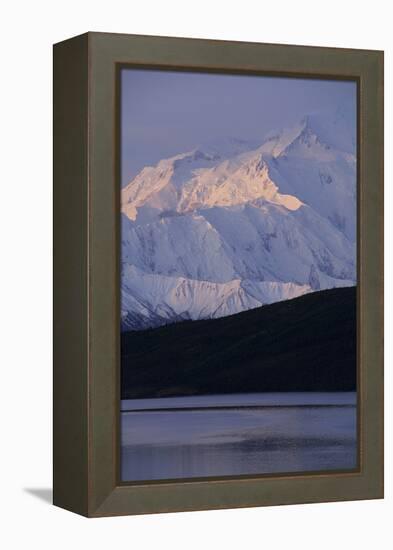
top-left (121, 112), bottom-right (356, 331)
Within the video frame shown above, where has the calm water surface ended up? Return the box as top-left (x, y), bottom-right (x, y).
top-left (121, 392), bottom-right (357, 481)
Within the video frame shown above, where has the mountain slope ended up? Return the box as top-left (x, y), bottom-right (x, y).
top-left (121, 287), bottom-right (357, 398)
top-left (121, 264), bottom-right (311, 331)
top-left (121, 201), bottom-right (354, 290)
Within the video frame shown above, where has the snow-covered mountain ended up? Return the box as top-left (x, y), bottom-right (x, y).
top-left (121, 112), bottom-right (356, 330)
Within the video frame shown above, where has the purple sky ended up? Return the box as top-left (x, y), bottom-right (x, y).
top-left (120, 69), bottom-right (356, 187)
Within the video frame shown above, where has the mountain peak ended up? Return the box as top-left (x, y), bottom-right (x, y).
top-left (120, 107), bottom-right (357, 330)
top-left (258, 111), bottom-right (355, 160)
top-left (297, 111), bottom-right (356, 155)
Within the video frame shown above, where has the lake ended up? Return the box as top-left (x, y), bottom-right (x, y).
top-left (121, 392), bottom-right (357, 482)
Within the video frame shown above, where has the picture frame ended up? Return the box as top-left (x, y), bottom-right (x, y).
top-left (53, 32), bottom-right (383, 517)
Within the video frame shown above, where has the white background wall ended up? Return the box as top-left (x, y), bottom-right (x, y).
top-left (0, 0), bottom-right (391, 548)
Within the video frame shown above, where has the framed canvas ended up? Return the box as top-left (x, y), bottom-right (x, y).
top-left (53, 32), bottom-right (384, 517)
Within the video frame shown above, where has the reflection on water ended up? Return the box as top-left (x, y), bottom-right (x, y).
top-left (121, 393), bottom-right (357, 482)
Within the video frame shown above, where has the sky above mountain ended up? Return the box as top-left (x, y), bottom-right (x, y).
top-left (120, 68), bottom-right (357, 186)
